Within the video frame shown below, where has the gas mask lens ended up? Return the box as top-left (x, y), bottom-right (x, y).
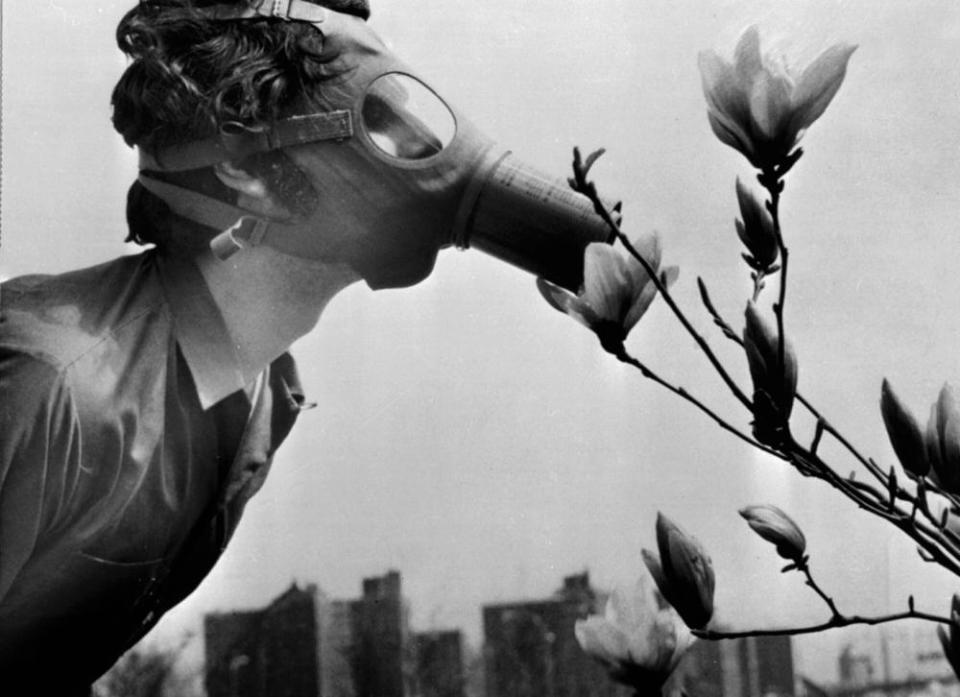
top-left (362, 73), bottom-right (456, 160)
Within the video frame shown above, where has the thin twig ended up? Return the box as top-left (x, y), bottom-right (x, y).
top-left (576, 177), bottom-right (754, 412)
top-left (797, 395), bottom-right (889, 487)
top-left (699, 277), bottom-right (899, 489)
top-left (698, 271), bottom-right (960, 572)
top-left (694, 608), bottom-right (951, 640)
top-left (797, 558), bottom-right (842, 619)
top-left (613, 347), bottom-right (784, 459)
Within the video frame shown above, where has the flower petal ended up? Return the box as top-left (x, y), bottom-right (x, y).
top-left (733, 26), bottom-right (764, 84)
top-left (748, 68), bottom-right (794, 140)
top-left (575, 616), bottom-right (630, 668)
top-left (537, 277), bottom-right (576, 314)
top-left (641, 549), bottom-right (669, 604)
top-left (698, 50), bottom-right (749, 125)
top-left (619, 235), bottom-right (660, 329)
top-left (582, 243), bottom-right (632, 324)
top-left (627, 232), bottom-right (662, 273)
top-left (536, 277), bottom-right (599, 329)
top-left (706, 111), bottom-right (757, 164)
top-left (789, 43), bottom-right (857, 133)
top-left (624, 264), bottom-right (677, 333)
top-left (939, 624), bottom-right (960, 680)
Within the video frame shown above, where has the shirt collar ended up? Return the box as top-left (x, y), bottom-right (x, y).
top-left (157, 253), bottom-right (247, 410)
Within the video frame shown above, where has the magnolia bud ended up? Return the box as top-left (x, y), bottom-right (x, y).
top-left (938, 594), bottom-right (960, 680)
top-left (744, 302), bottom-right (798, 446)
top-left (642, 512), bottom-right (715, 629)
top-left (880, 379), bottom-right (929, 479)
top-left (735, 179), bottom-right (778, 272)
top-left (739, 504), bottom-right (806, 563)
top-left (926, 384), bottom-right (960, 493)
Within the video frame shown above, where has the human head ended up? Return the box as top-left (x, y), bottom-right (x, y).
top-left (117, 0), bottom-right (616, 289)
top-left (112, 0), bottom-right (369, 254)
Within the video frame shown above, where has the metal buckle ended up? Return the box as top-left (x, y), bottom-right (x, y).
top-left (210, 217), bottom-right (270, 260)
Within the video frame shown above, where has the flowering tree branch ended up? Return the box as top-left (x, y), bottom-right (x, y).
top-left (699, 275), bottom-right (956, 521)
top-left (565, 22), bottom-right (960, 695)
top-left (612, 347), bottom-right (784, 458)
top-left (569, 148), bottom-right (754, 414)
top-left (694, 606), bottom-right (951, 641)
top-left (701, 509), bottom-right (951, 640)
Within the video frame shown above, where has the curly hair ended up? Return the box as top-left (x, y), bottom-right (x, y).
top-left (111, 0), bottom-right (368, 249)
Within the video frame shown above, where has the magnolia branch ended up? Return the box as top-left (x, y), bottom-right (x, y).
top-left (613, 348), bottom-right (783, 459)
top-left (787, 442), bottom-right (960, 576)
top-left (698, 278), bottom-right (932, 499)
top-left (694, 607), bottom-right (951, 641)
top-left (697, 279), bottom-right (960, 575)
top-left (696, 558), bottom-right (950, 641)
top-left (569, 155), bottom-right (754, 414)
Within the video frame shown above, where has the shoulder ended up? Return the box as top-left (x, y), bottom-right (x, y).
top-left (0, 350), bottom-right (66, 428)
top-left (1, 252), bottom-right (170, 371)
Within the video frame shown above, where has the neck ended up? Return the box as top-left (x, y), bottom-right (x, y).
top-left (194, 244), bottom-right (360, 387)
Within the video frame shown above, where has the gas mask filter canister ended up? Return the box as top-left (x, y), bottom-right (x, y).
top-left (137, 0), bottom-right (616, 291)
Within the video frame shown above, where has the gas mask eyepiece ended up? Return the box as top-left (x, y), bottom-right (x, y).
top-left (136, 1), bottom-right (615, 291)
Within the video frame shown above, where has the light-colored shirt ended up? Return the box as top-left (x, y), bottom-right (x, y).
top-left (0, 250), bottom-right (304, 689)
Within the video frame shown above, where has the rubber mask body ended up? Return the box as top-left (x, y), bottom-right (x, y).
top-left (139, 6), bottom-right (615, 290)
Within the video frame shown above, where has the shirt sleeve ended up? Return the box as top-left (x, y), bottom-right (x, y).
top-left (0, 351), bottom-right (83, 602)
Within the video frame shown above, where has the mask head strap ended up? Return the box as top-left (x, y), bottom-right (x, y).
top-left (202, 0), bottom-right (331, 24)
top-left (139, 111), bottom-right (354, 172)
top-left (138, 174), bottom-right (274, 260)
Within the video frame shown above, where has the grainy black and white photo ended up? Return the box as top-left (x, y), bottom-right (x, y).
top-left (2, 2), bottom-right (960, 696)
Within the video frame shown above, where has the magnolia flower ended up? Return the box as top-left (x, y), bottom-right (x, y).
top-left (926, 384), bottom-right (960, 493)
top-left (698, 26), bottom-right (857, 171)
top-left (938, 594), bottom-right (960, 680)
top-left (735, 178), bottom-right (778, 272)
top-left (880, 379), bottom-right (929, 479)
top-left (739, 504), bottom-right (806, 564)
top-left (575, 565), bottom-right (695, 692)
top-left (642, 513), bottom-right (715, 630)
top-left (537, 233), bottom-right (679, 351)
top-left (744, 302), bottom-right (798, 445)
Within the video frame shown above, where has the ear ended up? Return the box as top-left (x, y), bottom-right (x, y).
top-left (213, 161), bottom-right (270, 200)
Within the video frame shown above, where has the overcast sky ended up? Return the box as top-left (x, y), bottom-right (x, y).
top-left (3, 0), bottom-right (960, 684)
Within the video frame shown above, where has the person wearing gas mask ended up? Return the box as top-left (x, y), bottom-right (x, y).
top-left (0, 0), bottom-right (612, 690)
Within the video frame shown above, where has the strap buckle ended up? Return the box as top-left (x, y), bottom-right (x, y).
top-left (254, 0), bottom-right (328, 23)
top-left (210, 217), bottom-right (270, 261)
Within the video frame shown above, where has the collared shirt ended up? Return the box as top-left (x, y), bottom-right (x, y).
top-left (0, 250), bottom-right (303, 688)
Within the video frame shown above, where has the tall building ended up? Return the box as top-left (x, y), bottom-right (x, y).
top-left (482, 572), bottom-right (629, 697)
top-left (205, 583), bottom-right (329, 697)
top-left (831, 621), bottom-right (958, 696)
top-left (204, 571), bottom-right (462, 697)
top-left (416, 631), bottom-right (466, 697)
top-left (674, 634), bottom-right (795, 697)
top-left (337, 571), bottom-right (416, 697)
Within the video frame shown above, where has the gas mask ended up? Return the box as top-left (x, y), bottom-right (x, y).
top-left (138, 0), bottom-right (615, 290)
